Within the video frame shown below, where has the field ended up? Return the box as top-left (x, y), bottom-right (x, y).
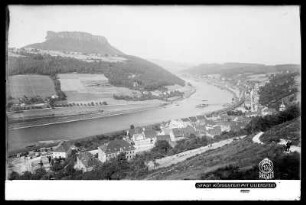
top-left (58, 73), bottom-right (141, 104)
top-left (7, 75), bottom-right (56, 98)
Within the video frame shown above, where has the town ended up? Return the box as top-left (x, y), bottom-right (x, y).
top-left (7, 73), bottom-right (290, 178)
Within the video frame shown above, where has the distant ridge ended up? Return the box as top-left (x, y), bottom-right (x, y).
top-left (24, 31), bottom-right (124, 55)
top-left (185, 62), bottom-right (301, 77)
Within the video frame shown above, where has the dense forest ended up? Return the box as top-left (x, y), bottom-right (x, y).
top-left (7, 52), bottom-right (185, 90)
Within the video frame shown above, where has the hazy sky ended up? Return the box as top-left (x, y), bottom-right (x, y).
top-left (8, 5), bottom-right (300, 65)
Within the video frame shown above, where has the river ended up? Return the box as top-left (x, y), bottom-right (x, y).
top-left (7, 75), bottom-right (234, 152)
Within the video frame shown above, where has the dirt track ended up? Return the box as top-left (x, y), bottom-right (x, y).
top-left (148, 135), bottom-right (247, 170)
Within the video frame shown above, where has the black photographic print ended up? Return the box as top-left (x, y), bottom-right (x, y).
top-left (5, 5), bottom-right (301, 201)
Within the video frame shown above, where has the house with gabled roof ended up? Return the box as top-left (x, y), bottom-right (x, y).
top-left (195, 124), bottom-right (207, 135)
top-left (181, 118), bottom-right (190, 123)
top-left (172, 126), bottom-right (196, 141)
top-left (98, 139), bottom-right (135, 163)
top-left (206, 125), bottom-right (222, 137)
top-left (74, 151), bottom-right (99, 172)
top-left (188, 116), bottom-right (198, 123)
top-left (144, 129), bottom-right (157, 139)
top-left (156, 135), bottom-right (171, 144)
top-left (129, 128), bottom-right (157, 154)
top-left (52, 141), bottom-right (72, 159)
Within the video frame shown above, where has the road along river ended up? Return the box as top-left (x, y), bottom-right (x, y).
top-left (7, 75), bottom-right (234, 152)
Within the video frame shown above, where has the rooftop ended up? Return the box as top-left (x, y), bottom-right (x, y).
top-left (99, 139), bottom-right (135, 154)
top-left (53, 142), bottom-right (71, 153)
top-left (188, 116), bottom-right (198, 122)
top-left (156, 135), bottom-right (171, 142)
top-left (144, 129), bottom-right (157, 139)
top-left (78, 151), bottom-right (97, 168)
top-left (196, 115), bottom-right (206, 120)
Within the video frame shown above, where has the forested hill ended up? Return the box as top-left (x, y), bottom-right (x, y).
top-left (184, 63), bottom-right (301, 77)
top-left (7, 53), bottom-right (185, 90)
top-left (24, 31), bottom-right (124, 56)
top-left (9, 31), bottom-right (185, 90)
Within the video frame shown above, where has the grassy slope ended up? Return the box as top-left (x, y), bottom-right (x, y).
top-left (142, 119), bottom-right (300, 180)
top-left (7, 75), bottom-right (56, 98)
top-left (260, 117), bottom-right (301, 146)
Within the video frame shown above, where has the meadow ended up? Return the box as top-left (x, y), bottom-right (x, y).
top-left (58, 73), bottom-right (141, 104)
top-left (7, 75), bottom-right (56, 99)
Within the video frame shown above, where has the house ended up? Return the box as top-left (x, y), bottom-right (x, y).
top-left (158, 127), bottom-right (175, 141)
top-left (144, 129), bottom-right (157, 139)
top-left (181, 118), bottom-right (191, 123)
top-left (215, 122), bottom-right (231, 132)
top-left (74, 151), bottom-right (98, 172)
top-left (168, 119), bottom-right (188, 129)
top-left (156, 135), bottom-right (171, 144)
top-left (127, 127), bottom-right (143, 138)
top-left (98, 139), bottom-right (135, 163)
top-left (52, 145), bottom-right (68, 159)
top-left (172, 126), bottom-right (196, 140)
top-left (279, 101), bottom-right (286, 112)
top-left (188, 116), bottom-right (198, 123)
top-left (206, 125), bottom-right (222, 137)
top-left (261, 107), bottom-right (277, 116)
top-left (194, 124), bottom-right (206, 135)
top-left (196, 115), bottom-right (207, 125)
top-left (131, 128), bottom-right (157, 154)
top-left (52, 142), bottom-right (72, 159)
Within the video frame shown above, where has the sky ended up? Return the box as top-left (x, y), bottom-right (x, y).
top-left (8, 5), bottom-right (301, 65)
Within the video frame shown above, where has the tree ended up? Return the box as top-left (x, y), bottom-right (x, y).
top-left (130, 124), bottom-right (135, 129)
top-left (152, 140), bottom-right (172, 155)
top-left (32, 168), bottom-right (47, 180)
top-left (8, 171), bottom-right (20, 180)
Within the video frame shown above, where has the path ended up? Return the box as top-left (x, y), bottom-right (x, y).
top-left (252, 131), bottom-right (264, 144)
top-left (252, 132), bottom-right (301, 154)
top-left (147, 135), bottom-right (247, 170)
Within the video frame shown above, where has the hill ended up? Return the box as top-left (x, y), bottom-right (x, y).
top-left (24, 31), bottom-right (124, 56)
top-left (185, 62), bottom-right (301, 77)
top-left (258, 71), bottom-right (300, 109)
top-left (8, 31), bottom-right (185, 91)
top-left (142, 119), bottom-right (300, 180)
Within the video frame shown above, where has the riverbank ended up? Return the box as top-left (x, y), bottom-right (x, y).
top-left (8, 103), bottom-right (167, 130)
top-left (7, 84), bottom-right (196, 130)
top-left (7, 76), bottom-right (236, 152)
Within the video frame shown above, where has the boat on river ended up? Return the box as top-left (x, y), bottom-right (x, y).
top-left (196, 104), bottom-right (208, 108)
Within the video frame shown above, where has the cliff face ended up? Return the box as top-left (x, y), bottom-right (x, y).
top-left (24, 31), bottom-right (124, 55)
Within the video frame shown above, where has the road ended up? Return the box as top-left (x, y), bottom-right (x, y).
top-left (252, 132), bottom-right (264, 144)
top-left (147, 135), bottom-right (247, 170)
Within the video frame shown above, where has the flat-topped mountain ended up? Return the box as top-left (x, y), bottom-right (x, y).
top-left (24, 31), bottom-right (124, 55)
top-left (9, 31), bottom-right (185, 90)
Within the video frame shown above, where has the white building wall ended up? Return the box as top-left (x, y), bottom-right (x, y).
top-left (98, 147), bottom-right (107, 163)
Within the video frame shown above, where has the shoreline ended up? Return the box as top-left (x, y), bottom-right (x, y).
top-left (8, 85), bottom-right (197, 130)
top-left (8, 79), bottom-right (239, 153)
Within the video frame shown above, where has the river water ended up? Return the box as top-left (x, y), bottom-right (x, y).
top-left (7, 76), bottom-right (233, 152)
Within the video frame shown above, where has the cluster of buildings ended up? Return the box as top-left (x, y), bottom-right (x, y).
top-left (9, 110), bottom-right (253, 175)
